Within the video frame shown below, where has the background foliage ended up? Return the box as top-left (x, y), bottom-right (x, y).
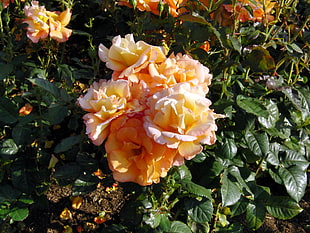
top-left (0, 0), bottom-right (309, 232)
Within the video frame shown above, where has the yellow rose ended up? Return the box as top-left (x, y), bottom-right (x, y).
top-left (98, 34), bottom-right (167, 79)
top-left (144, 83), bottom-right (223, 162)
top-left (105, 115), bottom-right (178, 186)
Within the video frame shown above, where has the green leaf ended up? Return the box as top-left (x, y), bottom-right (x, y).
top-left (243, 46), bottom-right (275, 72)
top-left (230, 196), bottom-right (249, 217)
top-left (287, 43), bottom-right (303, 53)
top-left (0, 184), bottom-right (21, 203)
top-left (229, 36), bottom-right (242, 54)
top-left (280, 147), bottom-right (309, 169)
top-left (28, 77), bottom-right (60, 98)
top-left (245, 131), bottom-right (269, 157)
top-left (11, 158), bottom-right (36, 194)
top-left (46, 104), bottom-right (68, 125)
top-left (185, 198), bottom-right (213, 223)
top-left (12, 125), bottom-right (33, 145)
top-left (0, 139), bottom-right (18, 158)
top-left (278, 166), bottom-right (307, 202)
top-left (144, 211), bottom-right (161, 228)
top-left (266, 143), bottom-right (280, 166)
top-left (221, 170), bottom-right (241, 207)
top-left (174, 164), bottom-right (192, 180)
top-left (158, 214), bottom-right (171, 232)
top-left (9, 208), bottom-right (29, 221)
top-left (236, 95), bottom-right (269, 118)
top-left (266, 196), bottom-right (303, 219)
top-left (181, 180), bottom-right (212, 199)
top-left (215, 223), bottom-right (243, 233)
top-left (0, 97), bottom-right (18, 124)
top-left (100, 224), bottom-right (128, 233)
top-left (245, 201), bottom-right (266, 230)
top-left (0, 63), bottom-right (13, 80)
top-left (54, 135), bottom-right (81, 153)
top-left (178, 12), bottom-right (209, 25)
top-left (219, 138), bottom-right (237, 160)
top-left (258, 99), bottom-right (279, 128)
top-left (228, 166), bottom-right (254, 196)
top-left (170, 221), bottom-right (192, 233)
top-left (53, 163), bottom-right (82, 182)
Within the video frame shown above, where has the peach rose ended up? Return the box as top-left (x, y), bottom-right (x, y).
top-left (98, 34), bottom-right (167, 79)
top-left (1, 0), bottom-right (13, 8)
top-left (118, 0), bottom-right (187, 17)
top-left (105, 115), bottom-right (178, 186)
top-left (78, 79), bottom-right (144, 145)
top-left (23, 1), bottom-right (72, 43)
top-left (48, 8), bottom-right (72, 43)
top-left (122, 53), bottom-right (212, 96)
top-left (147, 53), bottom-right (212, 94)
top-left (217, 0), bottom-right (275, 25)
top-left (144, 83), bottom-right (223, 164)
top-left (23, 1), bottom-right (50, 43)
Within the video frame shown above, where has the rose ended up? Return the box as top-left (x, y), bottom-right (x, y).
top-left (98, 34), bottom-right (167, 79)
top-left (144, 83), bottom-right (223, 164)
top-left (78, 79), bottom-right (144, 145)
top-left (23, 1), bottom-right (72, 43)
top-left (23, 1), bottom-right (50, 43)
top-left (48, 8), bottom-right (72, 43)
top-left (105, 115), bottom-right (178, 186)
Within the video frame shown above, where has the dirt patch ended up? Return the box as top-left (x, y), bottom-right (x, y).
top-left (21, 182), bottom-right (129, 233)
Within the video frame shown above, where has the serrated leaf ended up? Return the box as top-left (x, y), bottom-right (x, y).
top-left (12, 125), bottom-right (33, 145)
top-left (287, 43), bottom-right (303, 53)
top-left (0, 63), bottom-right (14, 80)
top-left (181, 180), bottom-right (212, 199)
top-left (53, 163), bottom-right (82, 181)
top-left (280, 147), bottom-right (309, 169)
top-left (11, 158), bottom-right (36, 194)
top-left (243, 46), bottom-right (275, 72)
top-left (170, 221), bottom-right (192, 233)
top-left (0, 184), bottom-right (21, 203)
top-left (54, 135), bottom-right (81, 153)
top-left (228, 166), bottom-right (254, 196)
top-left (220, 138), bottom-right (237, 160)
top-left (230, 36), bottom-right (242, 54)
top-left (230, 196), bottom-right (249, 217)
top-left (278, 166), bottom-right (307, 202)
top-left (185, 198), bottom-right (213, 223)
top-left (216, 223), bottom-right (243, 233)
top-left (175, 164), bottom-right (192, 180)
top-left (28, 77), bottom-right (60, 98)
top-left (266, 143), bottom-right (280, 166)
top-left (245, 201), bottom-right (266, 230)
top-left (9, 208), bottom-right (29, 221)
top-left (178, 12), bottom-right (209, 24)
top-left (245, 131), bottom-right (269, 157)
top-left (236, 95), bottom-right (269, 118)
top-left (266, 196), bottom-right (303, 219)
top-left (258, 99), bottom-right (279, 128)
top-left (46, 104), bottom-right (68, 125)
top-left (0, 139), bottom-right (18, 158)
top-left (0, 97), bottom-right (18, 124)
top-left (221, 170), bottom-right (241, 207)
top-left (144, 211), bottom-right (161, 228)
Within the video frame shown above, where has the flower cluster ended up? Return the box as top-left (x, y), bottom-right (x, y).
top-left (118, 0), bottom-right (187, 17)
top-left (23, 1), bottom-right (72, 43)
top-left (78, 34), bottom-right (223, 186)
top-left (214, 0), bottom-right (276, 26)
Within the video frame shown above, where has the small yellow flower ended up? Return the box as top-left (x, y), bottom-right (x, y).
top-left (60, 208), bottom-right (72, 220)
top-left (71, 196), bottom-right (83, 209)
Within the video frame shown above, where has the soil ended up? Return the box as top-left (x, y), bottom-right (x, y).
top-left (3, 183), bottom-right (310, 233)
